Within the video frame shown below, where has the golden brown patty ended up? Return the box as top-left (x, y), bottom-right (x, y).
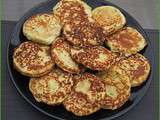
top-left (53, 0), bottom-right (101, 47)
top-left (53, 0), bottom-right (92, 25)
top-left (23, 13), bottom-right (62, 45)
top-left (92, 6), bottom-right (126, 35)
top-left (112, 53), bottom-right (150, 87)
top-left (70, 46), bottom-right (117, 71)
top-left (13, 41), bottom-right (54, 77)
top-left (51, 37), bottom-right (80, 74)
top-left (97, 67), bottom-right (131, 110)
top-left (106, 27), bottom-right (147, 56)
top-left (63, 73), bottom-right (105, 116)
top-left (29, 68), bottom-right (73, 105)
top-left (63, 21), bottom-right (106, 47)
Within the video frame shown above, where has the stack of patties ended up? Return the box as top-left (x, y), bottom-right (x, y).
top-left (54, 0), bottom-right (106, 47)
top-left (13, 0), bottom-right (151, 116)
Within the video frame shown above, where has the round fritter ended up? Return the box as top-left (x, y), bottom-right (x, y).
top-left (13, 41), bottom-right (54, 77)
top-left (63, 73), bottom-right (105, 116)
top-left (92, 6), bottom-right (126, 35)
top-left (106, 27), bottom-right (147, 56)
top-left (70, 46), bottom-right (117, 71)
top-left (51, 37), bottom-right (80, 74)
top-left (63, 21), bottom-right (106, 47)
top-left (29, 68), bottom-right (73, 105)
top-left (53, 0), bottom-right (92, 25)
top-left (23, 13), bottom-right (62, 45)
top-left (113, 53), bottom-right (150, 87)
top-left (97, 67), bottom-right (131, 110)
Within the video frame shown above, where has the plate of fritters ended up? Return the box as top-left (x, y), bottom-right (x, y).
top-left (8, 0), bottom-right (152, 120)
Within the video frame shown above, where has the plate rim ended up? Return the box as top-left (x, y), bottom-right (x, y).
top-left (7, 0), bottom-right (152, 120)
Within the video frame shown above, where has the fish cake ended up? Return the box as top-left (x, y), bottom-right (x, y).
top-left (23, 13), bottom-right (62, 45)
top-left (63, 73), bottom-right (105, 116)
top-left (53, 0), bottom-right (92, 25)
top-left (51, 37), bottom-right (80, 74)
top-left (97, 67), bottom-right (131, 110)
top-left (113, 53), bottom-right (151, 87)
top-left (70, 46), bottom-right (117, 71)
top-left (63, 21), bottom-right (105, 47)
top-left (106, 27), bottom-right (147, 56)
top-left (29, 68), bottom-right (73, 105)
top-left (92, 6), bottom-right (126, 35)
top-left (13, 41), bottom-right (54, 77)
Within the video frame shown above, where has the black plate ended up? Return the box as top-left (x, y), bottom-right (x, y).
top-left (7, 0), bottom-right (153, 120)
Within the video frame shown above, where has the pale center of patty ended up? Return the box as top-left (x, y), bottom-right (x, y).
top-left (75, 79), bottom-right (91, 94)
top-left (48, 80), bottom-right (59, 93)
top-left (37, 47), bottom-right (51, 64)
top-left (106, 85), bottom-right (118, 99)
top-left (55, 49), bottom-right (79, 69)
top-left (96, 53), bottom-right (108, 62)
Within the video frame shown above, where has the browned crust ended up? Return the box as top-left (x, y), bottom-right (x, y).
top-left (23, 13), bottom-right (54, 28)
top-left (13, 41), bottom-right (54, 77)
top-left (23, 13), bottom-right (62, 45)
top-left (98, 68), bottom-right (131, 110)
top-left (92, 6), bottom-right (126, 36)
top-left (73, 73), bottom-right (105, 94)
top-left (63, 73), bottom-right (105, 116)
top-left (115, 53), bottom-right (151, 87)
top-left (29, 69), bottom-right (73, 105)
top-left (106, 27), bottom-right (147, 56)
top-left (63, 92), bottom-right (101, 116)
top-left (71, 46), bottom-right (117, 71)
top-left (53, 0), bottom-right (91, 25)
top-left (51, 37), bottom-right (80, 74)
top-left (13, 63), bottom-right (53, 77)
top-left (64, 22), bottom-right (106, 47)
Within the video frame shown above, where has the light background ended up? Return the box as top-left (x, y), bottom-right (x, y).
top-left (2, 0), bottom-right (158, 29)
